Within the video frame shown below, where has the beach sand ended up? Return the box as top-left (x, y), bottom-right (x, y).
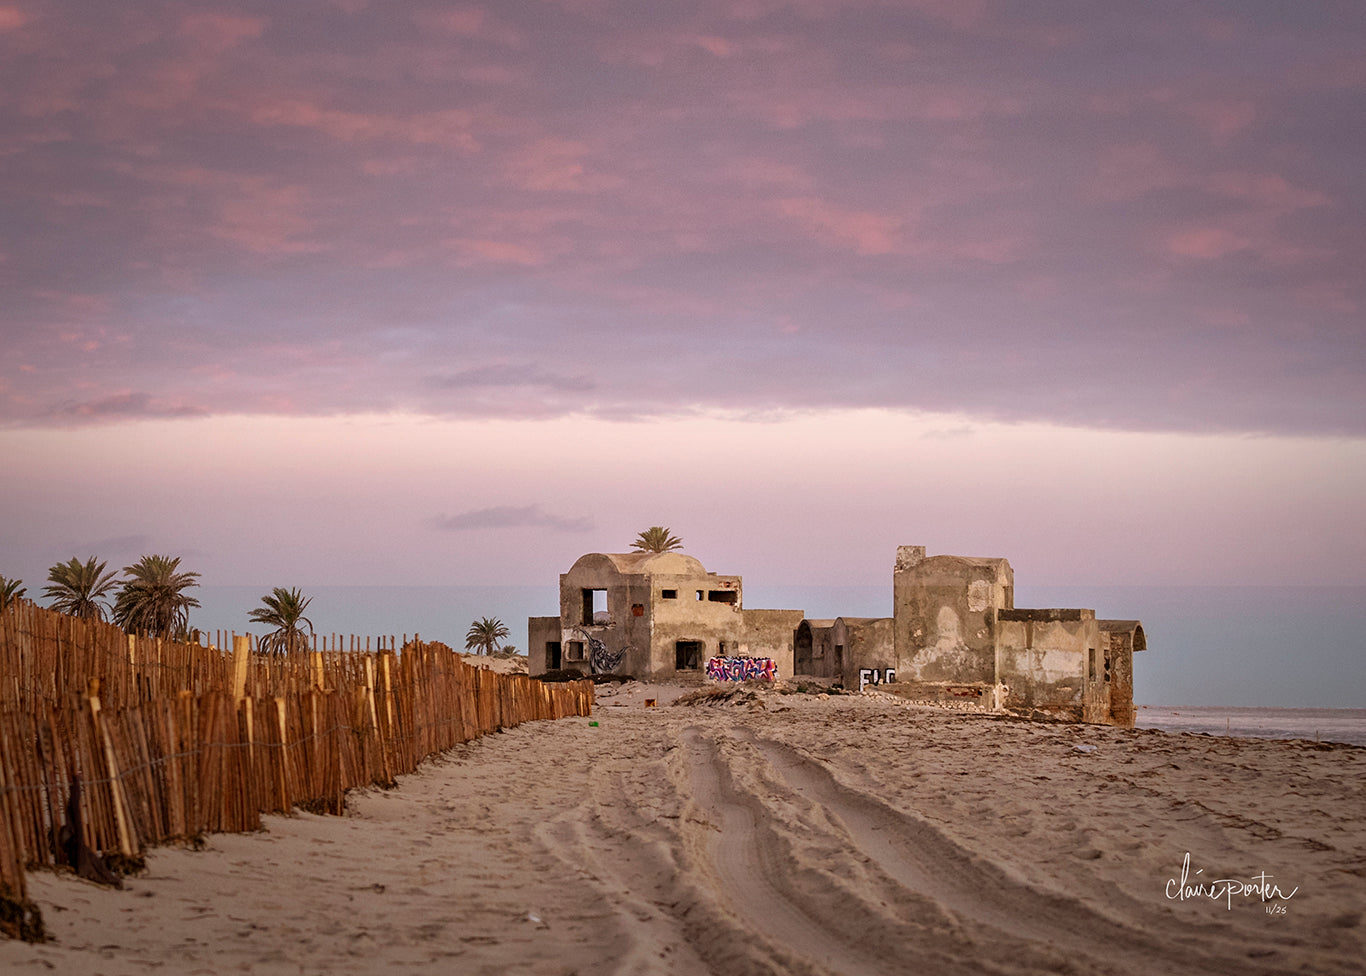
top-left (2, 684), bottom-right (1362, 975)
top-left (458, 652), bottom-right (530, 675)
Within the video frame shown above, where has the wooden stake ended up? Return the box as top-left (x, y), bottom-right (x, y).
top-left (88, 694), bottom-right (135, 857)
top-left (232, 634), bottom-right (251, 702)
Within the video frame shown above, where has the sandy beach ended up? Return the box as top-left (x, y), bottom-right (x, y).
top-left (2, 685), bottom-right (1362, 976)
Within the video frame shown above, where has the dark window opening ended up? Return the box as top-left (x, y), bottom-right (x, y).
top-left (661, 589), bottom-right (677, 599)
top-left (1104, 652), bottom-right (1112, 683)
top-left (565, 641), bottom-right (585, 663)
top-left (1088, 648), bottom-right (1097, 682)
top-left (581, 588), bottom-right (608, 625)
top-left (546, 641), bottom-right (562, 670)
top-left (707, 590), bottom-right (737, 604)
top-left (675, 640), bottom-right (703, 670)
top-left (695, 590), bottom-right (704, 601)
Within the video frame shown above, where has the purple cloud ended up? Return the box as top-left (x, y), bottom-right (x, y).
top-left (430, 506), bottom-right (594, 533)
top-left (46, 393), bottom-right (209, 424)
top-left (425, 364), bottom-right (590, 393)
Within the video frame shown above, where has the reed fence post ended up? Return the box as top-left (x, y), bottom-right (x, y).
top-left (273, 697), bottom-right (289, 810)
top-left (363, 655), bottom-right (391, 784)
top-left (232, 635), bottom-right (251, 703)
top-left (87, 693), bottom-right (135, 857)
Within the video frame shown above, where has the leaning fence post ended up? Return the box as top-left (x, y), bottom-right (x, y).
top-left (88, 692), bottom-right (135, 857)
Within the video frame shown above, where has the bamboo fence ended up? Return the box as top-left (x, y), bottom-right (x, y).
top-left (0, 599), bottom-right (592, 908)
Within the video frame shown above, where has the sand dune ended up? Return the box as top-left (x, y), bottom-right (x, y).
top-left (3, 689), bottom-right (1362, 975)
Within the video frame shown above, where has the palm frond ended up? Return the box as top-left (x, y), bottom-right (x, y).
top-left (465, 616), bottom-right (510, 655)
top-left (113, 555), bottom-right (202, 638)
top-left (249, 587), bottom-right (314, 655)
top-left (1, 575), bottom-right (27, 611)
top-left (43, 557), bottom-right (119, 620)
top-left (630, 526), bottom-right (684, 553)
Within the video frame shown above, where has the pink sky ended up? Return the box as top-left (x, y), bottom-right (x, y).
top-left (2, 1), bottom-right (1363, 589)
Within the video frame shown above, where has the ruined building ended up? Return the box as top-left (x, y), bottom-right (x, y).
top-left (890, 546), bottom-right (1144, 726)
top-left (528, 551), bottom-right (801, 679)
top-left (530, 545), bottom-right (1145, 727)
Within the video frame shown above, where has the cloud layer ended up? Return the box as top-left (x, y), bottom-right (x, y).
top-left (2, 1), bottom-right (1362, 435)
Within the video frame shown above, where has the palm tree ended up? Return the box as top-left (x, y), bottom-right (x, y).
top-left (249, 587), bottom-right (314, 655)
top-left (1, 575), bottom-right (26, 610)
top-left (43, 557), bottom-right (118, 620)
top-left (113, 555), bottom-right (202, 639)
top-left (465, 616), bottom-right (509, 656)
top-left (630, 526), bottom-right (684, 553)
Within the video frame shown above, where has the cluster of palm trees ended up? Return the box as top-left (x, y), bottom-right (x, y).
top-left (1, 556), bottom-right (315, 654)
top-left (12, 555), bottom-right (204, 639)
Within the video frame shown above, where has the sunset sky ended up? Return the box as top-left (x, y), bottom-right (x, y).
top-left (2, 0), bottom-right (1363, 597)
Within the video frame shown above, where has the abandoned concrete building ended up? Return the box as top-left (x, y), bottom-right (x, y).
top-left (530, 544), bottom-right (1145, 727)
top-left (528, 551), bottom-right (802, 681)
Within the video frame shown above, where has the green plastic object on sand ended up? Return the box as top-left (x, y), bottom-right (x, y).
top-left (589, 721), bottom-right (599, 727)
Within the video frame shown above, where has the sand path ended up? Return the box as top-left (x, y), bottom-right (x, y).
top-left (2, 694), bottom-right (1362, 975)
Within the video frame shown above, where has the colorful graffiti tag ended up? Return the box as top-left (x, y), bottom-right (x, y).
top-left (706, 657), bottom-right (778, 682)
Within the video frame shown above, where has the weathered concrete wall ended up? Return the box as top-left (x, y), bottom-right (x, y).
top-left (528, 616), bottom-right (562, 674)
top-left (1108, 644), bottom-right (1134, 727)
top-left (1099, 621), bottom-right (1144, 728)
top-left (794, 619), bottom-right (837, 678)
top-left (559, 555), bottom-right (653, 676)
top-left (996, 608), bottom-right (1096, 722)
top-left (833, 617), bottom-right (894, 689)
top-left (648, 571), bottom-right (745, 674)
top-left (741, 608), bottom-right (804, 679)
top-left (892, 547), bottom-right (1013, 700)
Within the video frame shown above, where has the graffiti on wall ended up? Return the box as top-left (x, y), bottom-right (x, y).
top-left (858, 668), bottom-right (896, 692)
top-left (574, 628), bottom-right (629, 675)
top-left (706, 657), bottom-right (778, 682)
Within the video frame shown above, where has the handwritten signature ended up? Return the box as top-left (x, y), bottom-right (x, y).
top-left (1165, 852), bottom-right (1299, 910)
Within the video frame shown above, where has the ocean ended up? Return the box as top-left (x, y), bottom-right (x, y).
top-left (190, 583), bottom-right (1366, 715)
top-left (1134, 705), bottom-right (1366, 747)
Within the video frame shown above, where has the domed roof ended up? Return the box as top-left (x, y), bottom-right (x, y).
top-left (567, 551), bottom-right (709, 576)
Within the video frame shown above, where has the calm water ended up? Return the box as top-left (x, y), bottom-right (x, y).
top-left (191, 584), bottom-right (1366, 710)
top-left (1136, 706), bottom-right (1366, 747)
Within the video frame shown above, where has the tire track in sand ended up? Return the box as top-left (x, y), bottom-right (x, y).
top-left (537, 808), bottom-right (715, 976)
top-left (741, 729), bottom-right (1304, 976)
top-left (679, 726), bottom-right (984, 976)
